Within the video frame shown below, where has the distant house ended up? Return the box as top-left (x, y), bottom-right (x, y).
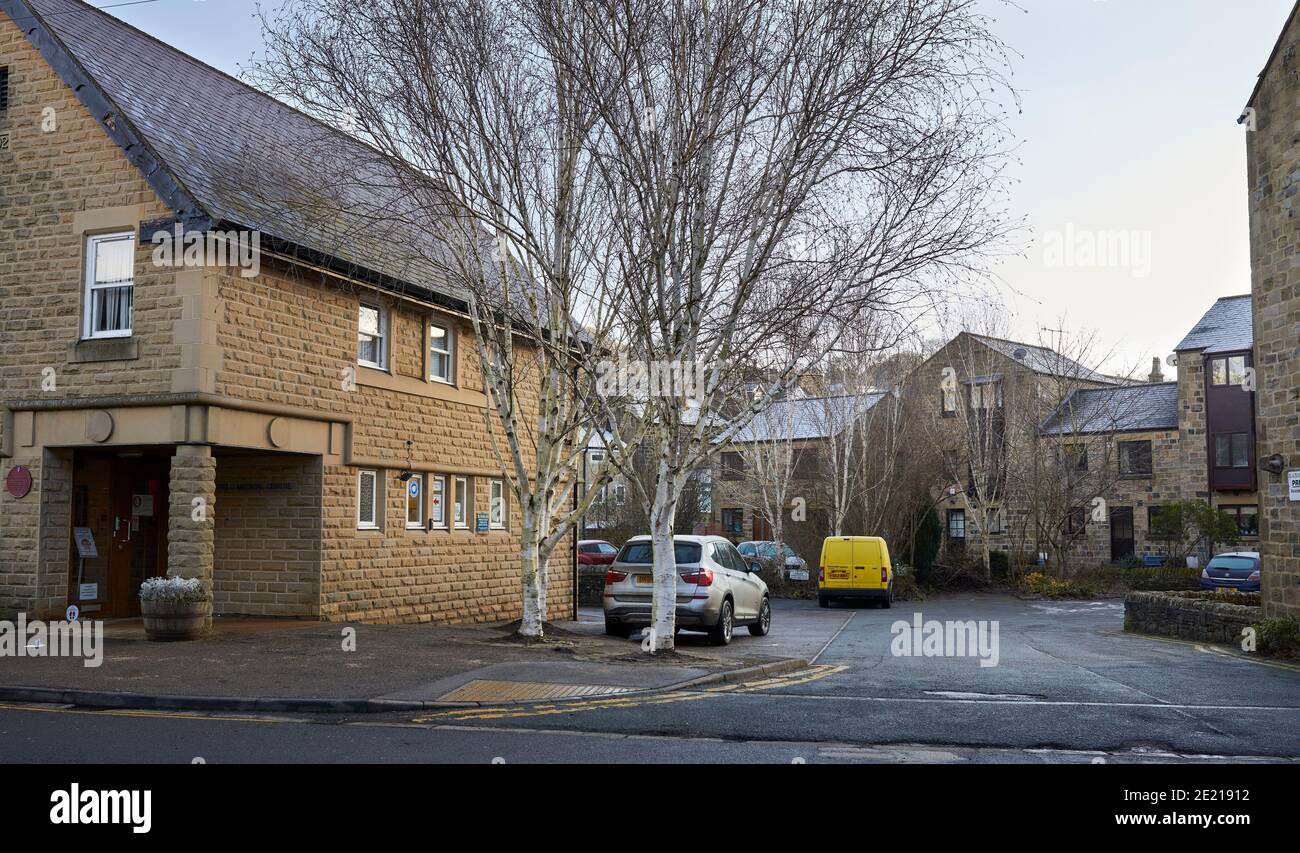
top-left (1243, 1), bottom-right (1300, 618)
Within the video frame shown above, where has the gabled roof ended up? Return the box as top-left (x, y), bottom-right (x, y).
top-left (1245, 0), bottom-right (1300, 110)
top-left (1039, 382), bottom-right (1179, 437)
top-left (967, 334), bottom-right (1117, 384)
top-left (4, 0), bottom-right (464, 305)
top-left (1173, 295), bottom-right (1253, 354)
top-left (725, 393), bottom-right (887, 443)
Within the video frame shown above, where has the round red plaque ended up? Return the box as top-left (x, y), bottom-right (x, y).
top-left (5, 466), bottom-right (33, 499)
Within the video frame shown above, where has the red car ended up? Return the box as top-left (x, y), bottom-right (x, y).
top-left (578, 540), bottom-right (620, 566)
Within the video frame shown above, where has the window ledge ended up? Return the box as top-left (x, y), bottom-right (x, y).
top-left (69, 337), bottom-right (139, 364)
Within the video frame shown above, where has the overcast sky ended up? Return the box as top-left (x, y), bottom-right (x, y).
top-left (103, 0), bottom-right (1296, 376)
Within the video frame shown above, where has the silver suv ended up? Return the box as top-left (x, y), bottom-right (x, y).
top-left (603, 535), bottom-right (771, 645)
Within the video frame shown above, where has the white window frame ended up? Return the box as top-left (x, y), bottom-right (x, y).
top-left (453, 476), bottom-right (470, 529)
top-left (405, 472), bottom-right (425, 530)
top-left (358, 301), bottom-right (388, 369)
top-left (429, 474), bottom-right (447, 528)
top-left (429, 321), bottom-right (455, 384)
top-left (83, 231), bottom-right (136, 340)
top-left (357, 469), bottom-right (381, 530)
top-left (490, 479), bottom-right (506, 530)
top-left (613, 482), bottom-right (627, 505)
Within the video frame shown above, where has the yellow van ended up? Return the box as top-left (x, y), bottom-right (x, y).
top-left (817, 536), bottom-right (893, 608)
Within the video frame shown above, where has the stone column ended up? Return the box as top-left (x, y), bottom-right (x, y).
top-left (168, 444), bottom-right (216, 589)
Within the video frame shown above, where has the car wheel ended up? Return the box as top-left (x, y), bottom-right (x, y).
top-left (818, 594), bottom-right (829, 608)
top-left (748, 597), bottom-right (771, 636)
top-left (709, 599), bottom-right (734, 646)
top-left (881, 582), bottom-right (893, 609)
top-left (605, 621), bottom-right (631, 638)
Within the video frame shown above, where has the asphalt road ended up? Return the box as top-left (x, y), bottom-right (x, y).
top-left (2, 595), bottom-right (1298, 763)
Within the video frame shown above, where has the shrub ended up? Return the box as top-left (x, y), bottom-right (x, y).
top-left (1019, 572), bottom-right (1098, 599)
top-left (893, 571), bottom-right (924, 602)
top-left (988, 550), bottom-right (1010, 579)
top-left (1256, 616), bottom-right (1300, 658)
top-left (139, 576), bottom-right (209, 603)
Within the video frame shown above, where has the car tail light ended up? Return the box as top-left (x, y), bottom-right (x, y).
top-left (1249, 570), bottom-right (1260, 581)
top-left (881, 566), bottom-right (888, 584)
top-left (1201, 569), bottom-right (1209, 579)
top-left (605, 570), bottom-right (627, 584)
top-left (680, 568), bottom-right (714, 586)
top-left (819, 566), bottom-right (825, 583)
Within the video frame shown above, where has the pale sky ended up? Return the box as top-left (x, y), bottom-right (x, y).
top-left (100, 0), bottom-right (1296, 375)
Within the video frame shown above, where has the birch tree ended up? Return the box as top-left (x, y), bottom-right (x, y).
top-left (254, 0), bottom-right (638, 639)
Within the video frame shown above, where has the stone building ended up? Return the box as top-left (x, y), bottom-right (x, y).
top-left (1243, 1), bottom-right (1300, 618)
top-left (0, 0), bottom-right (572, 623)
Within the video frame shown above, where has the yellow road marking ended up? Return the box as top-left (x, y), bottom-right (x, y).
top-left (0, 702), bottom-right (292, 724)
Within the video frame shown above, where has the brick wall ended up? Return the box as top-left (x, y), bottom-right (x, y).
top-left (1246, 8), bottom-right (1300, 618)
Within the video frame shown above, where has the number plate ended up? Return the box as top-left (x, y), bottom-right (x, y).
top-left (634, 574), bottom-right (652, 586)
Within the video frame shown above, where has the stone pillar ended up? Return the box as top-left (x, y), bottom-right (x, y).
top-left (168, 445), bottom-right (216, 589)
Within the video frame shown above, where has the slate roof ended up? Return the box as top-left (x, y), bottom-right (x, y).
top-left (968, 335), bottom-right (1117, 384)
top-left (1173, 295), bottom-right (1253, 354)
top-left (6, 0), bottom-right (466, 305)
top-left (726, 393), bottom-right (888, 443)
top-left (1039, 382), bottom-right (1179, 436)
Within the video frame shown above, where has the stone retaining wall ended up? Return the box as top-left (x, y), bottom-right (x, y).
top-left (1124, 590), bottom-right (1261, 645)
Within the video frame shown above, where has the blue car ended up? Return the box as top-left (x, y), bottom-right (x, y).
top-left (1199, 552), bottom-right (1261, 592)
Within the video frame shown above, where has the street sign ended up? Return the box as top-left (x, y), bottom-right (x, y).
top-left (1289, 470), bottom-right (1300, 502)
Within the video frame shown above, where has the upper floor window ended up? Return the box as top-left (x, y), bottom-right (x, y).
top-left (946, 508), bottom-right (966, 539)
top-left (941, 388), bottom-right (958, 416)
top-left (1058, 443), bottom-right (1088, 473)
top-left (429, 322), bottom-right (455, 383)
top-left (0, 66), bottom-right (9, 112)
top-left (1210, 355), bottom-right (1249, 387)
top-left (1118, 440), bottom-right (1153, 477)
top-left (969, 381), bottom-right (1002, 410)
top-left (84, 232), bottom-right (135, 339)
top-left (1213, 432), bottom-right (1250, 469)
top-left (722, 451), bottom-right (744, 480)
top-left (358, 302), bottom-right (387, 369)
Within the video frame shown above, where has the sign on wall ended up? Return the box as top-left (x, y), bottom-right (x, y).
top-left (78, 584), bottom-right (98, 601)
top-left (131, 494), bottom-right (154, 517)
top-left (1289, 470), bottom-right (1300, 502)
top-left (476, 512), bottom-right (490, 533)
top-left (5, 466), bottom-right (32, 499)
top-left (72, 527), bottom-right (98, 559)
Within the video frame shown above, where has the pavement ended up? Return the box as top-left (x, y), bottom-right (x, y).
top-left (3, 594), bottom-right (1299, 763)
top-left (0, 609), bottom-right (805, 712)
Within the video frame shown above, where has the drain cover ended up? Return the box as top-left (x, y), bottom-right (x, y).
top-left (438, 679), bottom-right (633, 703)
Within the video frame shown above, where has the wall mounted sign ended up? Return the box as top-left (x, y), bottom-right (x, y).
top-left (5, 466), bottom-right (33, 499)
top-left (408, 479), bottom-right (421, 498)
top-left (476, 512), bottom-right (490, 533)
top-left (131, 494), bottom-right (154, 517)
top-left (73, 527), bottom-right (98, 559)
top-left (78, 584), bottom-right (98, 601)
top-left (1289, 470), bottom-right (1300, 502)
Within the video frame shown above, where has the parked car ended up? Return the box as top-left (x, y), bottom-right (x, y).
top-left (603, 535), bottom-right (771, 645)
top-left (818, 535), bottom-right (893, 607)
top-left (1199, 551), bottom-right (1261, 592)
top-left (578, 540), bottom-right (620, 566)
top-left (737, 540), bottom-right (809, 580)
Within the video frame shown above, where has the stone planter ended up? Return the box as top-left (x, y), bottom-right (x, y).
top-left (141, 598), bottom-right (212, 641)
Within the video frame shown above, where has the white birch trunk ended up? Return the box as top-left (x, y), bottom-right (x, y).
top-left (648, 459), bottom-right (680, 652)
top-left (519, 499), bottom-right (544, 639)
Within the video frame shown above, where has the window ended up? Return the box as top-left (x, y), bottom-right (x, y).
top-left (0, 66), bottom-right (9, 112)
top-left (490, 479), bottom-right (505, 529)
top-left (618, 541), bottom-right (701, 564)
top-left (722, 508), bottom-right (744, 536)
top-left (1067, 506), bottom-right (1087, 535)
top-left (612, 483), bottom-right (627, 505)
top-left (429, 322), bottom-right (455, 383)
top-left (453, 476), bottom-right (469, 528)
top-left (1226, 505), bottom-right (1259, 538)
top-left (429, 475), bottom-right (446, 528)
top-left (1118, 440), bottom-right (1153, 477)
top-left (1210, 355), bottom-right (1249, 387)
top-left (84, 232), bottom-right (135, 339)
top-left (1213, 433), bottom-right (1250, 468)
top-left (987, 507), bottom-right (1006, 534)
top-left (970, 382), bottom-right (1002, 410)
top-left (696, 469), bottom-right (713, 513)
top-left (947, 509), bottom-right (966, 539)
top-left (722, 452), bottom-right (744, 480)
top-left (941, 388), bottom-right (958, 416)
top-left (357, 302), bottom-right (387, 368)
top-left (1059, 444), bottom-right (1088, 472)
top-left (405, 473), bottom-right (425, 529)
top-left (357, 469), bottom-right (380, 529)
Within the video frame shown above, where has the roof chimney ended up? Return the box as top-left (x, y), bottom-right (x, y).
top-left (1148, 356), bottom-right (1165, 383)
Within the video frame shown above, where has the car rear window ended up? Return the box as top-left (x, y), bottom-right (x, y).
top-left (617, 541), bottom-right (703, 564)
top-left (1208, 557), bottom-right (1256, 571)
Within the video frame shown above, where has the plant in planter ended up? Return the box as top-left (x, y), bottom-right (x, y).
top-left (139, 576), bottom-right (211, 641)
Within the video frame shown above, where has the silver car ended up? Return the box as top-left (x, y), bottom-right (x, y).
top-left (603, 535), bottom-right (771, 645)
